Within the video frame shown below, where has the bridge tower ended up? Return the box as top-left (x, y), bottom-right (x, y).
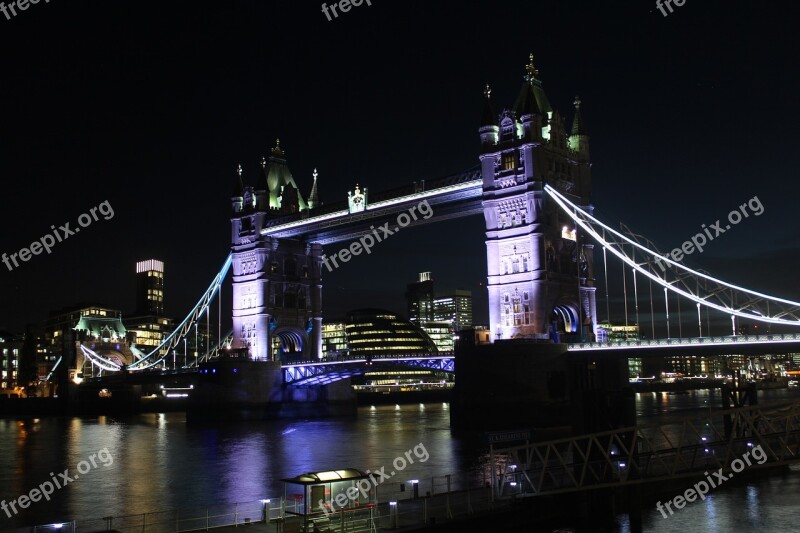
top-left (230, 142), bottom-right (323, 361)
top-left (480, 54), bottom-right (597, 342)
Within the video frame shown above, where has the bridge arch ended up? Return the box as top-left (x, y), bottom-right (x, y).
top-left (272, 327), bottom-right (307, 360)
top-left (552, 303), bottom-right (579, 337)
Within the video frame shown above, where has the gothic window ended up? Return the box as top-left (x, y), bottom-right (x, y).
top-left (503, 152), bottom-right (515, 170)
top-left (522, 255), bottom-right (528, 272)
top-left (523, 291), bottom-right (529, 301)
top-left (512, 257), bottom-right (520, 273)
top-left (524, 304), bottom-right (530, 324)
top-left (513, 296), bottom-right (523, 326)
top-left (521, 209), bottom-right (528, 224)
top-left (500, 213), bottom-right (507, 228)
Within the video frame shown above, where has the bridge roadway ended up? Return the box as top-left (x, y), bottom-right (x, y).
top-left (260, 168), bottom-right (483, 244)
top-left (85, 333), bottom-right (800, 387)
top-left (565, 332), bottom-right (800, 357)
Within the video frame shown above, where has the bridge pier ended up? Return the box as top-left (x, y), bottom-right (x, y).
top-left (187, 355), bottom-right (356, 423)
top-left (451, 340), bottom-right (634, 438)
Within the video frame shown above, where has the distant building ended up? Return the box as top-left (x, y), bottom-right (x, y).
top-left (345, 309), bottom-right (437, 355)
top-left (406, 272), bottom-right (435, 323)
top-left (0, 331), bottom-right (21, 389)
top-left (406, 273), bottom-right (472, 352)
top-left (125, 259), bottom-right (174, 355)
top-left (434, 290), bottom-right (473, 331)
top-left (597, 321), bottom-right (642, 378)
top-left (321, 321), bottom-right (348, 358)
top-left (418, 320), bottom-right (455, 352)
top-left (45, 304), bottom-right (133, 379)
top-left (136, 259), bottom-right (165, 316)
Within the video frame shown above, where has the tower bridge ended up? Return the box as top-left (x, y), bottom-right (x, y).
top-left (72, 54), bottom-right (800, 429)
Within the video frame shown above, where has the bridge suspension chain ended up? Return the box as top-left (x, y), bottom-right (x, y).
top-left (544, 185), bottom-right (800, 326)
top-left (129, 254), bottom-right (233, 370)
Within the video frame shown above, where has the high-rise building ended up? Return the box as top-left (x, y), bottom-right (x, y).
top-left (434, 290), bottom-right (473, 331)
top-left (406, 272), bottom-right (434, 323)
top-left (126, 259), bottom-right (173, 353)
top-left (136, 259), bottom-right (165, 316)
top-left (0, 331), bottom-right (21, 390)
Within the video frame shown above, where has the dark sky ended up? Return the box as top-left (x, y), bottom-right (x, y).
top-left (1, 0), bottom-right (798, 336)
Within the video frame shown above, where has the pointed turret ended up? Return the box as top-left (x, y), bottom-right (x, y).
top-left (308, 168), bottom-right (320, 210)
top-left (568, 96), bottom-right (590, 158)
top-left (231, 164), bottom-right (244, 213)
top-left (513, 53), bottom-right (552, 118)
top-left (480, 84), bottom-right (497, 127)
top-left (259, 139), bottom-right (308, 214)
top-left (479, 84), bottom-right (500, 150)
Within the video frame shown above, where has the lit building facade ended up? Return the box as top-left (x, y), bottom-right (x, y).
top-left (45, 305), bottom-right (135, 379)
top-left (136, 259), bottom-right (165, 315)
top-left (597, 321), bottom-right (642, 378)
top-left (406, 272), bottom-right (434, 323)
top-left (0, 331), bottom-right (21, 389)
top-left (434, 290), bottom-right (473, 331)
top-left (480, 55), bottom-right (597, 342)
top-left (321, 321), bottom-right (348, 357)
top-left (126, 259), bottom-right (174, 354)
top-left (230, 141), bottom-right (323, 361)
top-left (418, 320), bottom-right (455, 352)
top-left (344, 309), bottom-right (437, 355)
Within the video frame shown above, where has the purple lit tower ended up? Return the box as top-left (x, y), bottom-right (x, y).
top-left (230, 141), bottom-right (323, 360)
top-left (480, 54), bottom-right (597, 342)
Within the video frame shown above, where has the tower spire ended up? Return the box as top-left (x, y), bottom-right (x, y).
top-left (571, 96), bottom-right (587, 136)
top-left (308, 168), bottom-right (320, 209)
top-left (231, 164), bottom-right (244, 213)
top-left (480, 83), bottom-right (497, 127)
top-left (524, 52), bottom-right (539, 82)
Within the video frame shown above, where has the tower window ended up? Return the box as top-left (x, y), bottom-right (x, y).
top-left (503, 152), bottom-right (515, 171)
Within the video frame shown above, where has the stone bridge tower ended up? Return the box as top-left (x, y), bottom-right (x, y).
top-left (230, 142), bottom-right (323, 360)
top-left (480, 54), bottom-right (597, 342)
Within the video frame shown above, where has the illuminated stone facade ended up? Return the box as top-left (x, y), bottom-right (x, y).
top-left (230, 142), bottom-right (323, 360)
top-left (481, 55), bottom-right (597, 342)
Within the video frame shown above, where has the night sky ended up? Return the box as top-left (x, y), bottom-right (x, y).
top-left (1, 1), bottom-right (798, 337)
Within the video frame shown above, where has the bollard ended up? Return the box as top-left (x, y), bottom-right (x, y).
top-left (389, 501), bottom-right (398, 529)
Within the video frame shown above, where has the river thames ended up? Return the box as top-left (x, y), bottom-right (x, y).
top-left (1, 389), bottom-right (798, 531)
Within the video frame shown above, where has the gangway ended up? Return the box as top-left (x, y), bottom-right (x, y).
top-left (493, 399), bottom-right (800, 498)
